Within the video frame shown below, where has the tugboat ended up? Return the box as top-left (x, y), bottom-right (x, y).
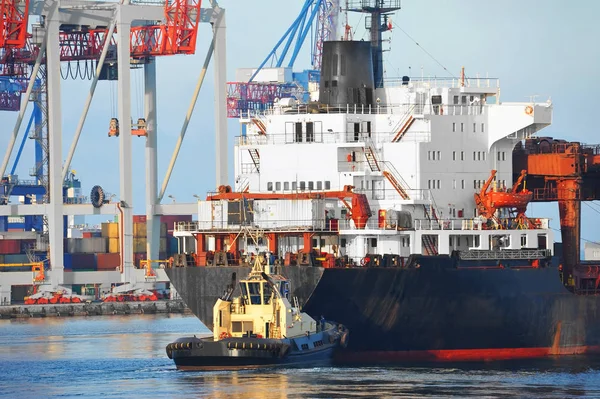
top-left (166, 254), bottom-right (348, 371)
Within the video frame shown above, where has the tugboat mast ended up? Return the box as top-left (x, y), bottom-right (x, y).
top-left (346, 0), bottom-right (401, 88)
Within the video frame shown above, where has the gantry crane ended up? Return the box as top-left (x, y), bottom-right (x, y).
top-left (0, 0), bottom-right (223, 299)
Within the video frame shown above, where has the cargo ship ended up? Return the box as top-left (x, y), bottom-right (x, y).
top-left (159, 2), bottom-right (600, 362)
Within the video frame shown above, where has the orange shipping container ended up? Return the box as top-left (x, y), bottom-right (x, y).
top-left (133, 215), bottom-right (147, 223)
top-left (96, 253), bottom-right (121, 270)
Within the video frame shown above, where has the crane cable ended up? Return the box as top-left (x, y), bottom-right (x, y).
top-left (388, 19), bottom-right (457, 79)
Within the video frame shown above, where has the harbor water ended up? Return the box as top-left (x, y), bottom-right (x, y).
top-left (1, 314), bottom-right (600, 398)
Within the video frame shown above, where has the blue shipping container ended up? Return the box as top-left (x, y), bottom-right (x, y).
top-left (169, 236), bottom-right (179, 256)
top-left (63, 253), bottom-right (73, 270)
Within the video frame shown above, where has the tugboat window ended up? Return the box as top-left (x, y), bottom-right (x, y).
top-left (248, 282), bottom-right (262, 305)
top-left (262, 282), bottom-right (272, 305)
top-left (240, 283), bottom-right (249, 305)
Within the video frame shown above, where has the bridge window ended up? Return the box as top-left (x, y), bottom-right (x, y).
top-left (317, 181), bottom-right (323, 190)
top-left (306, 122), bottom-right (314, 142)
top-left (240, 282), bottom-right (249, 305)
top-left (460, 123), bottom-right (464, 133)
top-left (267, 182), bottom-right (273, 191)
top-left (453, 95), bottom-right (459, 104)
top-left (300, 181), bottom-right (306, 191)
top-left (276, 182), bottom-right (281, 190)
top-left (452, 122), bottom-right (456, 132)
top-left (262, 282), bottom-right (272, 305)
top-left (308, 181), bottom-right (314, 190)
top-left (295, 122), bottom-right (302, 142)
top-left (284, 182), bottom-right (290, 190)
top-left (292, 181), bottom-right (297, 190)
top-left (248, 282), bottom-right (261, 305)
top-left (325, 181), bottom-right (331, 190)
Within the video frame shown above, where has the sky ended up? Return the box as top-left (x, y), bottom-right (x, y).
top-left (1, 0), bottom-right (600, 245)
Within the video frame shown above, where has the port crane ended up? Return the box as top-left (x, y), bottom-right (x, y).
top-left (513, 138), bottom-right (600, 292)
top-left (0, 0), bottom-right (227, 303)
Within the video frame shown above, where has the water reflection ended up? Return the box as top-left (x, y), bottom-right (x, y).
top-left (2, 316), bottom-right (600, 399)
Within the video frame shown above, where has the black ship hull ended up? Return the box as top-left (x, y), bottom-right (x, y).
top-left (166, 258), bottom-right (600, 363)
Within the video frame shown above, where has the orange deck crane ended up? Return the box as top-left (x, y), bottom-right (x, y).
top-left (208, 184), bottom-right (372, 230)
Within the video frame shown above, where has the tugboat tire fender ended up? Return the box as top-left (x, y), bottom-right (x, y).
top-left (340, 331), bottom-right (349, 348)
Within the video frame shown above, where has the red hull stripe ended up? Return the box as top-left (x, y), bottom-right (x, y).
top-left (337, 346), bottom-right (600, 363)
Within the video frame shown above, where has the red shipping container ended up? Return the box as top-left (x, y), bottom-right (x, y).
top-left (0, 239), bottom-right (21, 254)
top-left (133, 215), bottom-right (147, 223)
top-left (96, 253), bottom-right (121, 270)
top-left (134, 253), bottom-right (147, 268)
top-left (161, 215), bottom-right (193, 235)
top-left (82, 232), bottom-right (93, 238)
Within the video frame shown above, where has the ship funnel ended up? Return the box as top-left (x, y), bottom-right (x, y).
top-left (319, 41), bottom-right (375, 108)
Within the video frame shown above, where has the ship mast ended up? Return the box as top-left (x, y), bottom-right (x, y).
top-left (345, 0), bottom-right (401, 88)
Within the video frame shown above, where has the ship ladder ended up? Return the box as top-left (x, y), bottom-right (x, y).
top-left (364, 146), bottom-right (381, 172)
top-left (248, 148), bottom-right (260, 172)
top-left (252, 118), bottom-right (267, 135)
top-left (422, 235), bottom-right (438, 256)
top-left (382, 170), bottom-right (409, 200)
top-left (391, 115), bottom-right (415, 143)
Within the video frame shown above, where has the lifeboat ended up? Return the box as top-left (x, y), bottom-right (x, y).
top-left (474, 169), bottom-right (533, 221)
top-left (487, 189), bottom-right (532, 210)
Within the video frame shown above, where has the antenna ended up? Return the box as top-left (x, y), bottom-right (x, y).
top-left (344, 0), bottom-right (401, 88)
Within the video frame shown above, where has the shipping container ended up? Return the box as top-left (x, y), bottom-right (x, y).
top-left (11, 285), bottom-right (34, 303)
top-left (197, 201), bottom-right (226, 230)
top-left (161, 215), bottom-right (193, 235)
top-left (96, 253), bottom-right (121, 270)
top-left (134, 222), bottom-right (146, 237)
top-left (70, 253), bottom-right (97, 270)
top-left (133, 215), bottom-right (147, 223)
top-left (82, 232), bottom-right (93, 238)
top-left (169, 236), bottom-right (179, 255)
top-left (253, 199), bottom-right (326, 229)
top-left (66, 237), bottom-right (107, 254)
top-left (19, 239), bottom-right (36, 253)
top-left (64, 253), bottom-right (73, 270)
top-left (101, 222), bottom-right (119, 238)
top-left (108, 237), bottom-right (120, 253)
top-left (134, 237), bottom-right (146, 253)
top-left (4, 254), bottom-right (30, 264)
top-left (0, 240), bottom-right (21, 254)
top-left (134, 253), bottom-right (147, 268)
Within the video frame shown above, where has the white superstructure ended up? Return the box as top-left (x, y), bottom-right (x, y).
top-left (177, 71), bottom-right (555, 265)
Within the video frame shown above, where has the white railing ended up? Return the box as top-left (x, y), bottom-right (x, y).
top-left (384, 77), bottom-right (500, 90)
top-left (236, 130), bottom-right (432, 146)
